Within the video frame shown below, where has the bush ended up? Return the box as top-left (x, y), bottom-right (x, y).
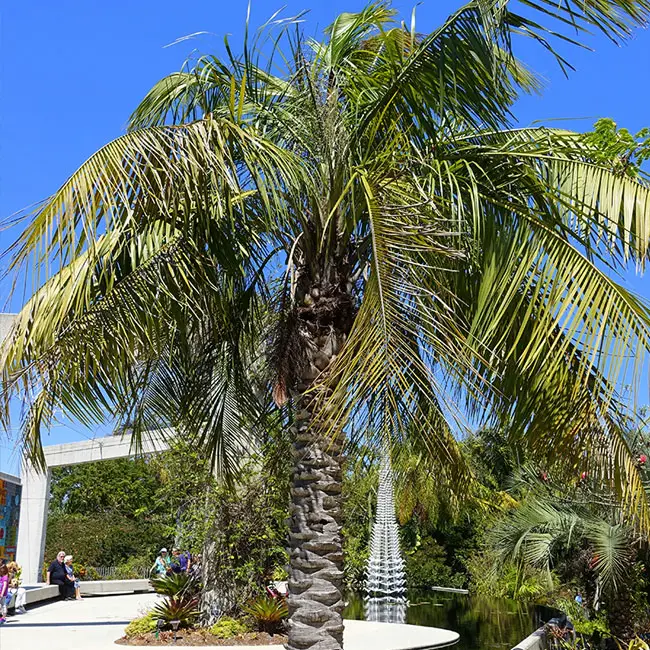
top-left (201, 465), bottom-right (290, 617)
top-left (125, 611), bottom-right (157, 637)
top-left (243, 596), bottom-right (288, 634)
top-left (552, 597), bottom-right (611, 639)
top-left (405, 536), bottom-right (465, 589)
top-left (114, 556), bottom-right (151, 580)
top-left (209, 616), bottom-right (250, 639)
top-left (45, 513), bottom-right (167, 569)
top-left (467, 551), bottom-right (557, 601)
top-left (343, 533), bottom-right (369, 591)
top-left (74, 564), bottom-right (101, 581)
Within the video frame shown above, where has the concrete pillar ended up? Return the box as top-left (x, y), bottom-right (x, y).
top-left (15, 431), bottom-right (172, 585)
top-left (16, 461), bottom-right (51, 585)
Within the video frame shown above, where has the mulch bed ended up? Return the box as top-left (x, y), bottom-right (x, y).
top-left (116, 629), bottom-right (288, 646)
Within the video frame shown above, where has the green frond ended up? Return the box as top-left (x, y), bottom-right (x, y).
top-left (587, 519), bottom-right (632, 592)
top-left (4, 2), bottom-right (650, 534)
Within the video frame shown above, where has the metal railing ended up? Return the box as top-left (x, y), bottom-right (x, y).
top-left (85, 565), bottom-right (150, 580)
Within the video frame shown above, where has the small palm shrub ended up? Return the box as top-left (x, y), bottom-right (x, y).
top-left (152, 595), bottom-right (200, 629)
top-left (243, 595), bottom-right (288, 634)
top-left (125, 611), bottom-right (157, 637)
top-left (150, 572), bottom-right (199, 598)
top-left (209, 616), bottom-right (250, 639)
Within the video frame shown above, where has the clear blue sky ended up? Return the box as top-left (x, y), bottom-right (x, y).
top-left (1, 0), bottom-right (649, 474)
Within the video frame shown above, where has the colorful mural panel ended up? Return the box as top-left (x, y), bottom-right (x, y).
top-left (0, 477), bottom-right (21, 561)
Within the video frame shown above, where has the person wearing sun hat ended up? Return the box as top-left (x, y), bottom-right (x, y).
top-left (151, 548), bottom-right (171, 577)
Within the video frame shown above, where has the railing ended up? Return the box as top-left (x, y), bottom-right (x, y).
top-left (512, 627), bottom-right (547, 650)
top-left (85, 566), bottom-right (150, 580)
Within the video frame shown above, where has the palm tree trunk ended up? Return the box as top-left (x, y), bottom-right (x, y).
top-left (287, 295), bottom-right (350, 650)
top-left (606, 580), bottom-right (635, 642)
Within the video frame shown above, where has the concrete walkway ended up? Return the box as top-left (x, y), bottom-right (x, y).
top-left (0, 592), bottom-right (460, 650)
top-left (0, 592), bottom-right (158, 650)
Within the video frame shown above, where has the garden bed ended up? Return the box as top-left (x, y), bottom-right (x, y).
top-left (117, 629), bottom-right (287, 646)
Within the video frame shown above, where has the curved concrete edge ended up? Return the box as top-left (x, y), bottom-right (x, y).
top-left (177, 620), bottom-right (460, 650)
top-left (511, 626), bottom-right (546, 650)
top-left (343, 620), bottom-right (460, 650)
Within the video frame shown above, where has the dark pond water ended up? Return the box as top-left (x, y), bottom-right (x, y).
top-left (344, 591), bottom-right (555, 650)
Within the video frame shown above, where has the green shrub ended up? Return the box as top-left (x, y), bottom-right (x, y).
top-left (75, 564), bottom-right (101, 581)
top-left (405, 536), bottom-right (465, 589)
top-left (272, 566), bottom-right (288, 581)
top-left (343, 533), bottom-right (370, 591)
top-left (201, 463), bottom-right (290, 616)
top-left (125, 611), bottom-right (157, 637)
top-left (45, 512), bottom-right (166, 569)
top-left (209, 617), bottom-right (250, 639)
top-left (552, 597), bottom-right (611, 638)
top-left (243, 596), bottom-right (288, 634)
top-left (114, 556), bottom-right (150, 580)
top-left (467, 552), bottom-right (557, 601)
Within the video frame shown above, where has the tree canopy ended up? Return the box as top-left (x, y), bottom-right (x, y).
top-left (4, 1), bottom-right (650, 647)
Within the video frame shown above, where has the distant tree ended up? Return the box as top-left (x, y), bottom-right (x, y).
top-left (49, 458), bottom-right (162, 518)
top-left (45, 513), bottom-right (165, 569)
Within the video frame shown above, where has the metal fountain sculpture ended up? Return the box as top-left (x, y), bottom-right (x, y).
top-left (364, 452), bottom-right (407, 624)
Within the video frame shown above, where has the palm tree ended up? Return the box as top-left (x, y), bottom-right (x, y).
top-left (3, 2), bottom-right (650, 648)
top-left (491, 493), bottom-right (639, 640)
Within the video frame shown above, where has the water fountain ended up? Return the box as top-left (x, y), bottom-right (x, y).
top-left (364, 452), bottom-right (407, 624)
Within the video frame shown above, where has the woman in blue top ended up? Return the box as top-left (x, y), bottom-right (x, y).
top-left (152, 548), bottom-right (171, 577)
top-left (64, 555), bottom-right (82, 600)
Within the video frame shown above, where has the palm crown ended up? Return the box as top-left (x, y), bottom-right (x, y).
top-left (3, 1), bottom-right (650, 648)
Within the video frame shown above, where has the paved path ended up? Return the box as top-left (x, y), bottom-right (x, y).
top-left (0, 592), bottom-right (459, 650)
top-left (0, 592), bottom-right (158, 650)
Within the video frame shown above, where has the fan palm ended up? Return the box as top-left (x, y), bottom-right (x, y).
top-left (491, 494), bottom-right (638, 639)
top-left (3, 2), bottom-right (650, 649)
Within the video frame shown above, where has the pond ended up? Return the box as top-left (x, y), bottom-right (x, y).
top-left (344, 591), bottom-right (554, 650)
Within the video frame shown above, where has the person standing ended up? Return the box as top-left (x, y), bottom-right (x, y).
top-left (6, 562), bottom-right (27, 614)
top-left (47, 551), bottom-right (73, 600)
top-left (189, 554), bottom-right (202, 581)
top-left (171, 548), bottom-right (191, 574)
top-left (0, 562), bottom-right (9, 623)
top-left (64, 556), bottom-right (82, 600)
top-left (151, 548), bottom-right (171, 577)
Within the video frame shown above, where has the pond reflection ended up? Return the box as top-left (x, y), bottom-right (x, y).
top-left (364, 597), bottom-right (407, 624)
top-left (345, 591), bottom-right (541, 650)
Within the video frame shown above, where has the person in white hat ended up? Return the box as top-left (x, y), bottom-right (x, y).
top-left (151, 548), bottom-right (171, 577)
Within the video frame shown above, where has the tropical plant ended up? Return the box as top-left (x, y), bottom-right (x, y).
top-left (150, 572), bottom-right (200, 598)
top-left (4, 2), bottom-right (650, 649)
top-left (152, 594), bottom-right (201, 628)
top-left (243, 595), bottom-right (289, 635)
top-left (618, 637), bottom-right (650, 650)
top-left (200, 463), bottom-right (289, 617)
top-left (491, 495), bottom-right (639, 639)
top-left (467, 550), bottom-right (557, 601)
top-left (552, 597), bottom-right (611, 640)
